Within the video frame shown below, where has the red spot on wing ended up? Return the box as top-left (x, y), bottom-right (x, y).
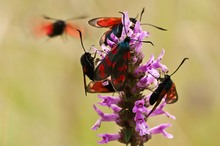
top-left (117, 65), bottom-right (127, 72)
top-left (105, 56), bottom-right (112, 66)
top-left (165, 83), bottom-right (178, 104)
top-left (86, 81), bottom-right (114, 93)
top-left (112, 74), bottom-right (126, 91)
top-left (123, 52), bottom-right (130, 60)
top-left (88, 17), bottom-right (122, 28)
top-left (111, 47), bottom-right (118, 54)
top-left (94, 55), bottom-right (113, 81)
top-left (112, 62), bottom-right (116, 68)
top-left (99, 64), bottom-right (106, 78)
top-left (111, 49), bottom-right (129, 91)
top-left (113, 75), bottom-right (125, 84)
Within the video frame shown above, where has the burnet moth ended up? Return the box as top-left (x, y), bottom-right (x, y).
top-left (77, 29), bottom-right (114, 95)
top-left (31, 15), bottom-right (87, 39)
top-left (93, 12), bottom-right (153, 91)
top-left (147, 57), bottom-right (189, 117)
top-left (88, 8), bottom-right (166, 46)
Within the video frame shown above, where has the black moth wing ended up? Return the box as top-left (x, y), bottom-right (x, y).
top-left (111, 48), bottom-right (130, 91)
top-left (94, 45), bottom-right (118, 81)
top-left (80, 52), bottom-right (95, 81)
top-left (80, 52), bottom-right (95, 95)
top-left (149, 83), bottom-right (167, 105)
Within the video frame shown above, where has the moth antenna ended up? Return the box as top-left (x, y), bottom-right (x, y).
top-left (118, 11), bottom-right (128, 37)
top-left (141, 23), bottom-right (167, 31)
top-left (76, 29), bottom-right (87, 53)
top-left (140, 40), bottom-right (154, 46)
top-left (43, 15), bottom-right (60, 21)
top-left (139, 7), bottom-right (145, 22)
top-left (130, 40), bottom-right (154, 46)
top-left (170, 57), bottom-right (189, 76)
top-left (43, 15), bottom-right (88, 21)
top-left (66, 15), bottom-right (88, 21)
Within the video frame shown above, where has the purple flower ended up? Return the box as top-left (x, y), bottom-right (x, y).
top-left (110, 104), bottom-right (122, 113)
top-left (98, 95), bottom-right (121, 107)
top-left (135, 121), bottom-right (150, 136)
top-left (149, 124), bottom-right (174, 139)
top-left (135, 49), bottom-right (168, 77)
top-left (132, 99), bottom-right (148, 113)
top-left (121, 12), bottom-right (131, 37)
top-left (120, 12), bottom-right (149, 51)
top-left (134, 112), bottom-right (150, 136)
top-left (92, 46), bottom-right (107, 59)
top-left (133, 21), bottom-right (143, 33)
top-left (92, 105), bottom-right (119, 130)
top-left (138, 54), bottom-right (154, 72)
top-left (152, 49), bottom-right (169, 73)
top-left (106, 33), bottom-right (119, 48)
top-left (136, 74), bottom-right (157, 89)
top-left (98, 133), bottom-right (121, 144)
top-left (131, 51), bottom-right (144, 65)
top-left (148, 100), bottom-right (176, 119)
top-left (133, 49), bottom-right (170, 94)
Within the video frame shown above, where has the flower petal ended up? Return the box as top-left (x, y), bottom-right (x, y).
top-left (98, 133), bottom-right (121, 144)
top-left (149, 124), bottom-right (173, 139)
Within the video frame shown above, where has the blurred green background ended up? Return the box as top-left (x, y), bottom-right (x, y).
top-left (0, 0), bottom-right (219, 146)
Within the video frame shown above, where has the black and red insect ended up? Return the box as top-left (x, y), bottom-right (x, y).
top-left (77, 29), bottom-right (114, 95)
top-left (147, 58), bottom-right (189, 117)
top-left (88, 8), bottom-right (166, 46)
top-left (31, 15), bottom-right (86, 39)
top-left (93, 12), bottom-right (153, 91)
top-left (93, 36), bottom-right (131, 91)
top-left (86, 80), bottom-right (115, 93)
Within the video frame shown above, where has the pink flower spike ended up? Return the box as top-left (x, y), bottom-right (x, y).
top-left (89, 11), bottom-right (178, 145)
top-left (149, 124), bottom-right (173, 139)
top-left (98, 133), bottom-right (121, 144)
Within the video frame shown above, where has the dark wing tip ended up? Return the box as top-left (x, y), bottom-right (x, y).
top-left (88, 18), bottom-right (103, 28)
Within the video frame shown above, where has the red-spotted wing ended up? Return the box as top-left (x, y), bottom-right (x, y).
top-left (88, 17), bottom-right (122, 28)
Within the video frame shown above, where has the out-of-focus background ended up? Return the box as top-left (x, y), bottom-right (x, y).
top-left (0, 0), bottom-right (219, 146)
